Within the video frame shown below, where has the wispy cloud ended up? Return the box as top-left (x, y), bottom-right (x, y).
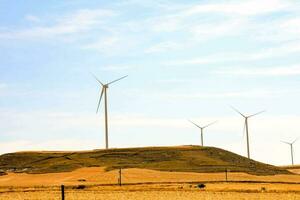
top-left (25, 15), bottom-right (41, 23)
top-left (0, 9), bottom-right (116, 39)
top-left (97, 64), bottom-right (138, 71)
top-left (158, 89), bottom-right (279, 100)
top-left (181, 0), bottom-right (291, 17)
top-left (145, 41), bottom-right (181, 53)
top-left (163, 41), bottom-right (300, 66)
top-left (215, 65), bottom-right (300, 76)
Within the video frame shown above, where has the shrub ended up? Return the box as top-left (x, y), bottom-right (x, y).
top-left (73, 185), bottom-right (86, 190)
top-left (197, 183), bottom-right (206, 189)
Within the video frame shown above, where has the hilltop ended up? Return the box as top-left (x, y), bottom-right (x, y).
top-left (0, 146), bottom-right (290, 175)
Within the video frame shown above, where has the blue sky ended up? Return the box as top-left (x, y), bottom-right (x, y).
top-left (1, 0), bottom-right (300, 165)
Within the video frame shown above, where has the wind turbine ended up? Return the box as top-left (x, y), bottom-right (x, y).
top-left (281, 138), bottom-right (298, 165)
top-left (93, 74), bottom-right (128, 149)
top-left (188, 120), bottom-right (217, 146)
top-left (231, 106), bottom-right (265, 159)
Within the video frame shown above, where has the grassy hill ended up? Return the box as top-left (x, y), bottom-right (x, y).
top-left (280, 165), bottom-right (300, 174)
top-left (0, 145), bottom-right (290, 175)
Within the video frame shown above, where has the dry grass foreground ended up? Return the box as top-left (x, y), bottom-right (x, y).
top-left (1, 168), bottom-right (300, 199)
top-left (1, 189), bottom-right (300, 200)
top-left (1, 182), bottom-right (300, 200)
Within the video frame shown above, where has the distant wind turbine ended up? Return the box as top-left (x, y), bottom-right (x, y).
top-left (231, 106), bottom-right (265, 159)
top-left (281, 138), bottom-right (298, 165)
top-left (93, 74), bottom-right (128, 149)
top-left (188, 120), bottom-right (217, 146)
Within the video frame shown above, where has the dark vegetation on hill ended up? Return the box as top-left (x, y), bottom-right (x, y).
top-left (0, 146), bottom-right (290, 175)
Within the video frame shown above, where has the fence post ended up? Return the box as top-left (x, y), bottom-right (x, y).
top-left (61, 185), bottom-right (65, 200)
top-left (225, 168), bottom-right (228, 182)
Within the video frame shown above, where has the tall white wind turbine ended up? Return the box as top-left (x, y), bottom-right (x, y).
top-left (231, 106), bottom-right (265, 159)
top-left (93, 74), bottom-right (128, 149)
top-left (281, 138), bottom-right (298, 165)
top-left (188, 120), bottom-right (217, 146)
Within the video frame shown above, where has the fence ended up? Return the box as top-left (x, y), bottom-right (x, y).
top-left (59, 167), bottom-right (231, 200)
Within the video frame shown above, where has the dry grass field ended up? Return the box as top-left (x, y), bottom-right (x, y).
top-left (1, 183), bottom-right (300, 200)
top-left (0, 146), bottom-right (299, 199)
top-left (0, 167), bottom-right (300, 187)
top-left (0, 167), bottom-right (300, 199)
top-left (1, 190), bottom-right (300, 200)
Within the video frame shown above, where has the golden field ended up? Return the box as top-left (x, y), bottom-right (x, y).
top-left (1, 167), bottom-right (300, 187)
top-left (1, 167), bottom-right (300, 199)
top-left (1, 189), bottom-right (300, 200)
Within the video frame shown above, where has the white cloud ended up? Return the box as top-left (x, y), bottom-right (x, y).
top-left (163, 57), bottom-right (214, 66)
top-left (97, 65), bottom-right (137, 71)
top-left (82, 35), bottom-right (120, 53)
top-left (157, 89), bottom-right (281, 100)
top-left (189, 18), bottom-right (245, 39)
top-left (145, 41), bottom-right (181, 53)
top-left (252, 16), bottom-right (300, 42)
top-left (0, 9), bottom-right (116, 39)
top-left (82, 33), bottom-right (141, 56)
top-left (182, 0), bottom-right (291, 17)
top-left (25, 15), bottom-right (41, 23)
top-left (142, 0), bottom-right (300, 54)
top-left (163, 41), bottom-right (300, 66)
top-left (281, 18), bottom-right (300, 34)
top-left (215, 65), bottom-right (300, 76)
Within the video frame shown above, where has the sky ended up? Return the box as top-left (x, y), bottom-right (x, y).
top-left (1, 0), bottom-right (300, 166)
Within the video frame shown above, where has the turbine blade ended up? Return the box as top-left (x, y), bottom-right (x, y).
top-left (281, 140), bottom-right (291, 145)
top-left (107, 75), bottom-right (128, 85)
top-left (248, 110), bottom-right (266, 118)
top-left (230, 106), bottom-right (246, 118)
top-left (203, 120), bottom-right (218, 129)
top-left (96, 88), bottom-right (104, 113)
top-left (188, 120), bottom-right (202, 129)
top-left (292, 138), bottom-right (299, 144)
top-left (91, 73), bottom-right (104, 86)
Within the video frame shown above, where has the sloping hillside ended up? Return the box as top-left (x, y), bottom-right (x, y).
top-left (280, 165), bottom-right (300, 174)
top-left (0, 146), bottom-right (290, 175)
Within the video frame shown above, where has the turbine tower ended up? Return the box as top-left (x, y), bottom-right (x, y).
top-left (93, 74), bottom-right (128, 149)
top-left (188, 120), bottom-right (217, 146)
top-left (281, 138), bottom-right (298, 165)
top-left (231, 106), bottom-right (265, 159)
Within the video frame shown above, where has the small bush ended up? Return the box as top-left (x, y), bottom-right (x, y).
top-left (73, 185), bottom-right (86, 190)
top-left (197, 183), bottom-right (206, 189)
top-left (78, 179), bottom-right (86, 182)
